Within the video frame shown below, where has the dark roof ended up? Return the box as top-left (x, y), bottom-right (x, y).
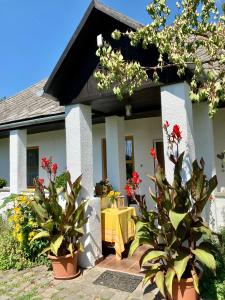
top-left (0, 80), bottom-right (64, 126)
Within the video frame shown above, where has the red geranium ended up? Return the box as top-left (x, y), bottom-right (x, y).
top-left (150, 148), bottom-right (156, 159)
top-left (52, 163), bottom-right (58, 175)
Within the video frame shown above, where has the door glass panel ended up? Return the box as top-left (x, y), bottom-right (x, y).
top-left (27, 148), bottom-right (39, 187)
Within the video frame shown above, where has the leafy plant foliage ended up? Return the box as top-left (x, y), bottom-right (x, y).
top-left (95, 0), bottom-right (225, 116)
top-left (30, 157), bottom-right (87, 257)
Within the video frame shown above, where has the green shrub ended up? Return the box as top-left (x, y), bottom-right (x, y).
top-left (200, 228), bottom-right (225, 300)
top-left (0, 178), bottom-right (7, 189)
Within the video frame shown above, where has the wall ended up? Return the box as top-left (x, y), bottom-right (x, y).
top-left (27, 130), bottom-right (66, 183)
top-left (213, 107), bottom-right (225, 191)
top-left (92, 117), bottom-right (163, 209)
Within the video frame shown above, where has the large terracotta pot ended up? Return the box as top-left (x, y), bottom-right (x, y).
top-left (171, 278), bottom-right (199, 300)
top-left (48, 251), bottom-right (79, 280)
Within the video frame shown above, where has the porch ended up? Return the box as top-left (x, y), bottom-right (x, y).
top-left (0, 82), bottom-right (225, 268)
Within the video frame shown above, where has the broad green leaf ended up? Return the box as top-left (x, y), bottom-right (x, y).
top-left (129, 238), bottom-right (141, 256)
top-left (155, 271), bottom-right (166, 298)
top-left (169, 210), bottom-right (187, 230)
top-left (191, 248), bottom-right (216, 273)
top-left (31, 231), bottom-right (50, 243)
top-left (174, 254), bottom-right (190, 281)
top-left (67, 243), bottom-right (74, 256)
top-left (191, 268), bottom-right (200, 294)
top-left (50, 235), bottom-right (64, 256)
top-left (142, 250), bottom-right (167, 266)
top-left (165, 268), bottom-right (176, 298)
top-left (40, 246), bottom-right (51, 255)
top-left (143, 268), bottom-right (159, 287)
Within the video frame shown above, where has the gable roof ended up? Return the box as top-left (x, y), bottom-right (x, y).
top-left (0, 79), bottom-right (64, 127)
top-left (44, 0), bottom-right (144, 103)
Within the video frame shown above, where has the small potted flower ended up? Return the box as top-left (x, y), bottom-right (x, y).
top-left (129, 122), bottom-right (218, 300)
top-left (107, 190), bottom-right (122, 208)
top-left (30, 157), bottom-right (88, 280)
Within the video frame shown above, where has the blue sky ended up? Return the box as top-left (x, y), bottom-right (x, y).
top-left (0, 0), bottom-right (221, 98)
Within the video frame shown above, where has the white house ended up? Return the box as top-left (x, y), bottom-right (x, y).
top-left (0, 0), bottom-right (225, 267)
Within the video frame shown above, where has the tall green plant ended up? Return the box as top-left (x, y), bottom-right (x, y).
top-left (128, 122), bottom-right (218, 299)
top-left (30, 157), bottom-right (87, 257)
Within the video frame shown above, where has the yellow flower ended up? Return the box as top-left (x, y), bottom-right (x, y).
top-left (13, 207), bottom-right (21, 214)
top-left (17, 232), bottom-right (23, 243)
top-left (28, 219), bottom-right (34, 227)
top-left (28, 231), bottom-right (35, 241)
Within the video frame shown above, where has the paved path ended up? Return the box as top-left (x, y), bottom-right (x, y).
top-left (0, 266), bottom-right (161, 300)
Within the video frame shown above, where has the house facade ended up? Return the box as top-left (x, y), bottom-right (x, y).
top-left (0, 0), bottom-right (225, 267)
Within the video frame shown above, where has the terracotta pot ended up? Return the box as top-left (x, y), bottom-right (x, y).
top-left (48, 251), bottom-right (79, 280)
top-left (171, 278), bottom-right (199, 300)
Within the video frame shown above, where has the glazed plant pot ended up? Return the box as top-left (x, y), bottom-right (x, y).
top-left (48, 251), bottom-right (79, 280)
top-left (171, 278), bottom-right (199, 300)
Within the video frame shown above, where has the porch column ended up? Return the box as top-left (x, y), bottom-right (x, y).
top-left (10, 129), bottom-right (27, 194)
top-left (160, 82), bottom-right (195, 183)
top-left (105, 116), bottom-right (126, 193)
top-left (65, 104), bottom-right (102, 268)
top-left (193, 102), bottom-right (216, 227)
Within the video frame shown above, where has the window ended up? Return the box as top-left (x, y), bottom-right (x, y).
top-left (27, 147), bottom-right (39, 187)
top-left (125, 136), bottom-right (135, 179)
top-left (101, 136), bottom-right (135, 180)
top-left (153, 140), bottom-right (165, 170)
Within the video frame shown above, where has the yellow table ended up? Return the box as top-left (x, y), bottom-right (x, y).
top-left (101, 207), bottom-right (136, 259)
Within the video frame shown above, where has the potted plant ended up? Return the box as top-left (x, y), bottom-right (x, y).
top-left (30, 157), bottom-right (88, 280)
top-left (128, 122), bottom-right (218, 300)
top-left (0, 178), bottom-right (7, 189)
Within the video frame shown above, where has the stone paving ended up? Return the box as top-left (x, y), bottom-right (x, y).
top-left (0, 265), bottom-right (162, 300)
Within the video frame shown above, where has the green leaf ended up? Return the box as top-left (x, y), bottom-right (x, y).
top-left (169, 210), bottom-right (187, 230)
top-left (50, 235), bottom-right (64, 256)
top-left (165, 268), bottom-right (176, 298)
top-left (142, 250), bottom-right (167, 266)
top-left (67, 243), bottom-right (74, 256)
top-left (129, 238), bottom-right (141, 256)
top-left (155, 271), bottom-right (166, 298)
top-left (191, 248), bottom-right (216, 273)
top-left (191, 268), bottom-right (200, 294)
top-left (40, 246), bottom-right (51, 255)
top-left (31, 231), bottom-right (50, 243)
top-left (174, 254), bottom-right (190, 282)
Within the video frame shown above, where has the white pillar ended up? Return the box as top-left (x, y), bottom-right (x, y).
top-left (10, 129), bottom-right (27, 194)
top-left (105, 116), bottom-right (126, 193)
top-left (160, 82), bottom-right (195, 183)
top-left (193, 102), bottom-right (216, 227)
top-left (65, 104), bottom-right (102, 268)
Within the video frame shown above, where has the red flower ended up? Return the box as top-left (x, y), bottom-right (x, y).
top-left (163, 120), bottom-right (170, 129)
top-left (41, 157), bottom-right (50, 169)
top-left (172, 124), bottom-right (182, 141)
top-left (38, 178), bottom-right (44, 186)
top-left (52, 163), bottom-right (58, 175)
top-left (131, 171), bottom-right (142, 185)
top-left (150, 148), bottom-right (156, 159)
top-left (125, 184), bottom-right (133, 197)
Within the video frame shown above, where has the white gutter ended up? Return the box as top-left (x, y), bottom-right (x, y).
top-left (0, 113), bottom-right (65, 131)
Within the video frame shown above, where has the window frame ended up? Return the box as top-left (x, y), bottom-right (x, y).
top-left (125, 136), bottom-right (135, 178)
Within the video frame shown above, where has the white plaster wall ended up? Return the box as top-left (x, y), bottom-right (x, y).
top-left (27, 130), bottom-right (66, 183)
top-left (213, 108), bottom-right (225, 191)
top-left (0, 138), bottom-right (9, 185)
top-left (92, 117), bottom-right (163, 209)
